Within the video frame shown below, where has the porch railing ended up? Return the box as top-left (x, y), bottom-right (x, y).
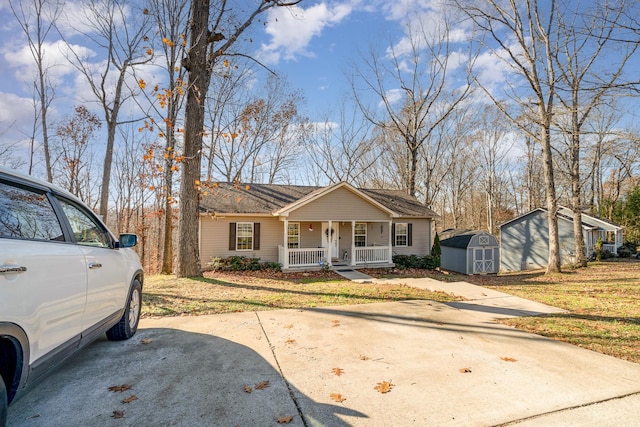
top-left (280, 246), bottom-right (328, 268)
top-left (355, 246), bottom-right (390, 265)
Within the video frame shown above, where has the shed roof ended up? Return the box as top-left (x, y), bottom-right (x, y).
top-left (440, 231), bottom-right (478, 249)
top-left (199, 182), bottom-right (438, 218)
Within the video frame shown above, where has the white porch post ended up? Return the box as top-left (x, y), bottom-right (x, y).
top-left (283, 219), bottom-right (289, 269)
top-left (327, 220), bottom-right (333, 266)
top-left (351, 220), bottom-right (356, 266)
top-left (388, 220), bottom-right (393, 264)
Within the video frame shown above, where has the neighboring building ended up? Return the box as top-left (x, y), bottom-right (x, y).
top-left (440, 230), bottom-right (499, 275)
top-left (199, 182), bottom-right (438, 271)
top-left (499, 207), bottom-right (623, 271)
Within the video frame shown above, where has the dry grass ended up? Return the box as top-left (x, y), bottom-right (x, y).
top-left (141, 269), bottom-right (459, 318)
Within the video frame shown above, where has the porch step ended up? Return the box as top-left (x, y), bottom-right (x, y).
top-left (335, 269), bottom-right (374, 281)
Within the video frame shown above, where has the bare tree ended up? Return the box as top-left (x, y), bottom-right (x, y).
top-left (10, 0), bottom-right (63, 182)
top-left (352, 16), bottom-right (474, 197)
top-left (472, 104), bottom-right (514, 234)
top-left (177, 0), bottom-right (303, 277)
top-left (307, 99), bottom-right (379, 185)
top-left (141, 0), bottom-right (190, 274)
top-left (458, 0), bottom-right (563, 273)
top-left (53, 105), bottom-right (102, 199)
top-left (61, 0), bottom-right (152, 221)
top-left (552, 0), bottom-right (639, 267)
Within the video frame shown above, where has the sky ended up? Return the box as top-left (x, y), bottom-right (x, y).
top-left (0, 0), bottom-right (638, 182)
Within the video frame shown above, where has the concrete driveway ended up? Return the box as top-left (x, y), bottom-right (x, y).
top-left (7, 279), bottom-right (640, 426)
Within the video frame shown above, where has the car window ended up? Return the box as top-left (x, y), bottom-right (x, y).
top-left (59, 199), bottom-right (112, 248)
top-left (0, 180), bottom-right (65, 241)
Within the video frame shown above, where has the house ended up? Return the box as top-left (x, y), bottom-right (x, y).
top-left (199, 182), bottom-right (438, 271)
top-left (440, 229), bottom-right (499, 275)
top-left (499, 207), bottom-right (623, 271)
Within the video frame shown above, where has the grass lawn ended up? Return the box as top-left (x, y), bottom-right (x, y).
top-left (141, 260), bottom-right (640, 364)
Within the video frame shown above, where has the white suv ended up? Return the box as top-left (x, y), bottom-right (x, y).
top-left (0, 167), bottom-right (143, 426)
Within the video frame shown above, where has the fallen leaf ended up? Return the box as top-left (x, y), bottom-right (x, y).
top-left (332, 368), bottom-right (345, 376)
top-left (359, 355), bottom-right (370, 361)
top-left (285, 339), bottom-right (296, 344)
top-left (283, 324), bottom-right (293, 329)
top-left (121, 395), bottom-right (138, 404)
top-left (277, 415), bottom-right (294, 424)
top-left (501, 357), bottom-right (517, 362)
top-left (331, 320), bottom-right (340, 327)
top-left (109, 384), bottom-right (133, 392)
top-left (141, 338), bottom-right (153, 344)
top-left (255, 381), bottom-right (270, 390)
top-left (244, 385), bottom-right (252, 393)
top-left (330, 393), bottom-right (346, 402)
top-left (459, 367), bottom-right (472, 373)
top-left (111, 410), bottom-right (125, 419)
top-left (374, 381), bottom-right (394, 393)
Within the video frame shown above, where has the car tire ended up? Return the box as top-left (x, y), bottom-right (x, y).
top-left (106, 279), bottom-right (142, 341)
top-left (1, 374), bottom-right (7, 427)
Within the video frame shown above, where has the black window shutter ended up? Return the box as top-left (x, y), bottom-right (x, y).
top-left (408, 223), bottom-right (413, 247)
top-left (391, 223), bottom-right (396, 246)
top-left (254, 223), bottom-right (260, 250)
top-left (229, 223), bottom-right (236, 250)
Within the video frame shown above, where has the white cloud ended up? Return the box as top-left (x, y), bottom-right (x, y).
top-left (0, 92), bottom-right (35, 125)
top-left (260, 2), bottom-right (353, 63)
top-left (5, 40), bottom-right (93, 88)
top-left (380, 88), bottom-right (404, 108)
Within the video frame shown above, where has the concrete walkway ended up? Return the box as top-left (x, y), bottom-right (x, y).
top-left (371, 276), bottom-right (567, 318)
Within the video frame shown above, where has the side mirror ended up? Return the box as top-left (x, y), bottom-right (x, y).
top-left (118, 233), bottom-right (138, 248)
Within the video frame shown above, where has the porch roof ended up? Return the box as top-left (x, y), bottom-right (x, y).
top-left (199, 182), bottom-right (438, 218)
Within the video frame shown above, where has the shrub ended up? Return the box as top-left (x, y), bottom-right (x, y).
top-left (207, 256), bottom-right (281, 272)
top-left (392, 254), bottom-right (438, 270)
top-left (617, 245), bottom-right (632, 258)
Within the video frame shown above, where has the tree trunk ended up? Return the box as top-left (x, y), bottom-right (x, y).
top-left (176, 0), bottom-right (210, 277)
top-left (541, 117), bottom-right (561, 273)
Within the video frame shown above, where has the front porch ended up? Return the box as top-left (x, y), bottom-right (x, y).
top-left (278, 220), bottom-right (396, 271)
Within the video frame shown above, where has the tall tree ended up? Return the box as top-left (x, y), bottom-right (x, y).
top-left (62, 0), bottom-right (152, 221)
top-left (459, 0), bottom-right (563, 273)
top-left (176, 0), bottom-right (303, 277)
top-left (10, 0), bottom-right (63, 181)
top-left (145, 0), bottom-right (190, 274)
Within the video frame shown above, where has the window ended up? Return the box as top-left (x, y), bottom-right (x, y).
top-left (0, 181), bottom-right (64, 241)
top-left (59, 199), bottom-right (112, 248)
top-left (236, 222), bottom-right (254, 250)
top-left (395, 223), bottom-right (408, 247)
top-left (354, 222), bottom-right (367, 247)
top-left (288, 223), bottom-right (300, 249)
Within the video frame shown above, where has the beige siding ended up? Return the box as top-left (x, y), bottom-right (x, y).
top-left (200, 215), bottom-right (283, 265)
top-left (289, 187), bottom-right (390, 221)
top-left (392, 218), bottom-right (433, 257)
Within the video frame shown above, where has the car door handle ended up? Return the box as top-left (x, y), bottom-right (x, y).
top-left (88, 262), bottom-right (103, 269)
top-left (0, 265), bottom-right (28, 274)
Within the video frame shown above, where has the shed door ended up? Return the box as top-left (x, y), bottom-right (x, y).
top-left (473, 248), bottom-right (494, 274)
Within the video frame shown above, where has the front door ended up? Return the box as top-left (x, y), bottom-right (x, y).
top-left (323, 222), bottom-right (339, 260)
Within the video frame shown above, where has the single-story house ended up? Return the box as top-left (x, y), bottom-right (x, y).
top-left (440, 229), bottom-right (499, 275)
top-left (199, 182), bottom-right (438, 271)
top-left (499, 206), bottom-right (623, 271)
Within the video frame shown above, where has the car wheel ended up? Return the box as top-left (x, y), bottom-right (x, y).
top-left (106, 279), bottom-right (142, 341)
top-left (1, 374), bottom-right (7, 427)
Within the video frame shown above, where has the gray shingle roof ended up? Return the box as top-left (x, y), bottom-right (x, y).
top-left (199, 182), bottom-right (438, 218)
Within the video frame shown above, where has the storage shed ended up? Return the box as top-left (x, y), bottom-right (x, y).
top-left (499, 207), bottom-right (623, 271)
top-left (440, 230), bottom-right (499, 274)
